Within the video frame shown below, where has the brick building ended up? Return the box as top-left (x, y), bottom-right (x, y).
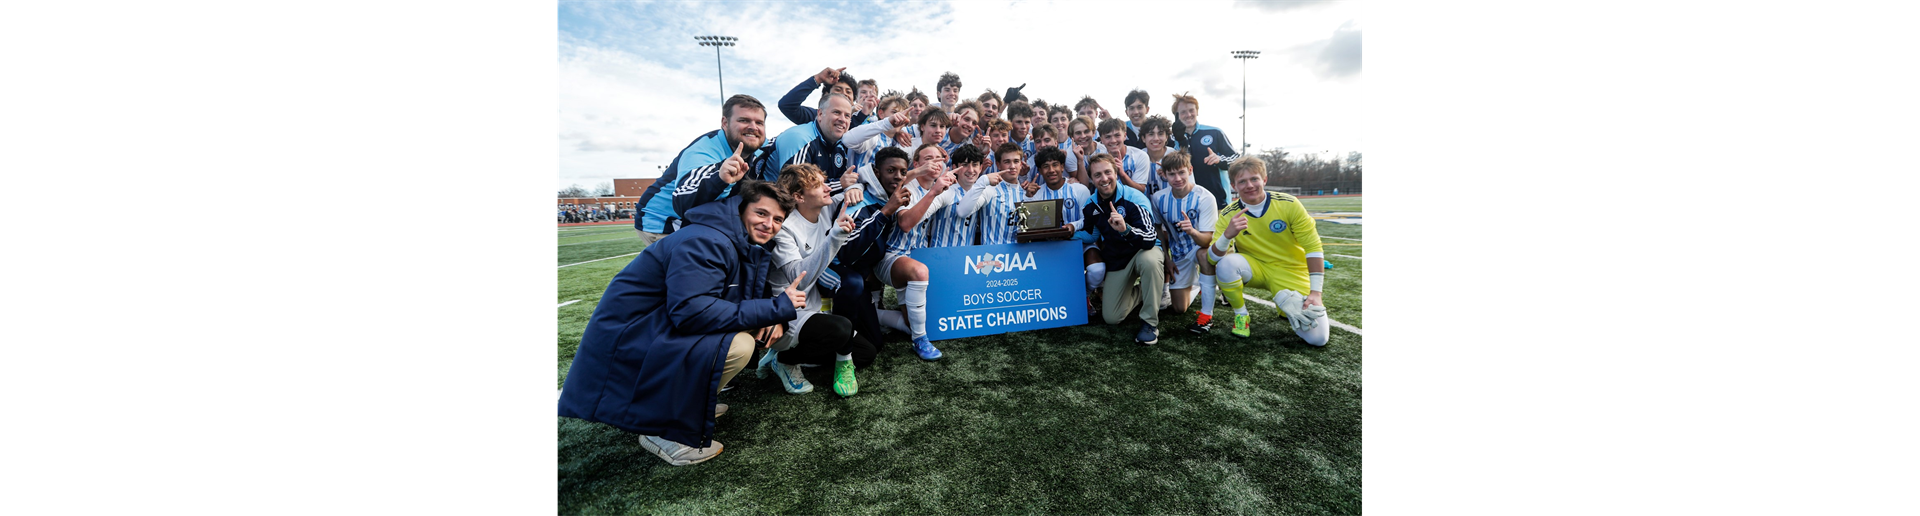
top-left (557, 178), bottom-right (656, 211)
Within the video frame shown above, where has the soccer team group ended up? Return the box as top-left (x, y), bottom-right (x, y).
top-left (560, 68), bottom-right (1333, 466)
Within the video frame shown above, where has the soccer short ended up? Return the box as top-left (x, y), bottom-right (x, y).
top-left (1168, 251), bottom-right (1199, 289)
top-left (878, 251), bottom-right (910, 286)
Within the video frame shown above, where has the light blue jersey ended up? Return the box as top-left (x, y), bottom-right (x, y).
top-left (926, 177), bottom-right (988, 248)
top-left (884, 179), bottom-right (953, 256)
top-left (1150, 186), bottom-right (1218, 264)
top-left (1026, 181), bottom-right (1091, 231)
top-left (1116, 146), bottom-right (1165, 197)
top-left (977, 180), bottom-right (1026, 246)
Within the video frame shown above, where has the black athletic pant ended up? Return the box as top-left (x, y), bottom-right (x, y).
top-left (778, 313), bottom-right (876, 369)
top-left (828, 263), bottom-right (885, 350)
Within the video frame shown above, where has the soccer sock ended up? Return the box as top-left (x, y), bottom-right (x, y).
top-left (836, 353), bottom-right (852, 362)
top-left (1084, 262), bottom-right (1107, 291)
top-left (904, 280), bottom-right (929, 337)
top-left (1220, 278), bottom-right (1247, 313)
top-left (1197, 273), bottom-right (1217, 316)
top-left (877, 309), bottom-right (910, 334)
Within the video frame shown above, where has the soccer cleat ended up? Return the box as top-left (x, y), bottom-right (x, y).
top-left (1231, 313), bottom-right (1251, 338)
top-left (832, 360), bottom-right (858, 397)
top-left (1136, 323), bottom-right (1159, 346)
top-left (912, 335), bottom-right (943, 361)
top-left (754, 348), bottom-right (777, 379)
top-left (770, 358), bottom-right (813, 394)
top-left (1188, 312), bottom-right (1213, 334)
top-left (639, 435), bottom-right (723, 466)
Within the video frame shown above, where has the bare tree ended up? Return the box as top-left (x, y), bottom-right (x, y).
top-left (558, 184), bottom-right (590, 198)
top-left (593, 181), bottom-right (615, 196)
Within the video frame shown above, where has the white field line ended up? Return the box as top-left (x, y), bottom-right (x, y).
top-left (559, 252), bottom-right (641, 269)
top-left (558, 236), bottom-right (637, 247)
top-left (1330, 254), bottom-right (1363, 260)
top-left (558, 299), bottom-right (580, 308)
top-left (1242, 295), bottom-right (1363, 335)
top-left (1322, 236), bottom-right (1362, 242)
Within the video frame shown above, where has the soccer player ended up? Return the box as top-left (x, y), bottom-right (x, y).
top-left (977, 89), bottom-right (1004, 122)
top-left (911, 106), bottom-right (950, 150)
top-left (559, 181), bottom-right (801, 466)
top-left (943, 100), bottom-right (986, 154)
top-left (846, 101), bottom-right (912, 174)
top-left (1024, 123), bottom-right (1064, 183)
top-left (1005, 100), bottom-right (1037, 158)
top-left (636, 94), bottom-right (768, 244)
top-left (879, 143), bottom-right (961, 360)
top-left (827, 146), bottom-right (914, 364)
top-left (924, 144), bottom-right (999, 248)
top-left (978, 142), bottom-right (1029, 246)
top-left (1148, 150), bottom-right (1220, 333)
top-left (1074, 95), bottom-right (1109, 123)
top-left (1121, 89), bottom-right (1174, 150)
top-left (1140, 115), bottom-right (1176, 177)
top-left (1097, 118), bottom-right (1160, 196)
top-left (853, 77), bottom-right (881, 128)
top-left (776, 67), bottom-right (858, 125)
top-left (1065, 116), bottom-right (1108, 184)
top-left (1172, 92), bottom-right (1241, 208)
top-left (759, 163), bottom-right (875, 398)
top-left (1209, 159), bottom-right (1329, 344)
top-left (1047, 105), bottom-right (1074, 139)
top-left (981, 119), bottom-right (1012, 174)
top-left (935, 72), bottom-right (963, 111)
top-left (1079, 154), bottom-right (1165, 345)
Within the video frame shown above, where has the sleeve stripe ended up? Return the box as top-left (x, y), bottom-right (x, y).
top-left (673, 162), bottom-right (722, 195)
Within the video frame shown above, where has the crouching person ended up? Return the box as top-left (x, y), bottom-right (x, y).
top-left (1209, 159), bottom-right (1330, 345)
top-left (557, 181), bottom-right (803, 466)
top-left (757, 163), bottom-right (877, 397)
top-left (1079, 153), bottom-right (1165, 345)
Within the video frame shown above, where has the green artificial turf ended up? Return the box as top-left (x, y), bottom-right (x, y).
top-left (556, 199), bottom-right (1362, 514)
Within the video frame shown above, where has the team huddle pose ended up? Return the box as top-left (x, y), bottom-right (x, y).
top-left (561, 68), bottom-right (1334, 466)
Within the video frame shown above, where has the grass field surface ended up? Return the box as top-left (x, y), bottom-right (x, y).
top-left (558, 197), bottom-right (1362, 514)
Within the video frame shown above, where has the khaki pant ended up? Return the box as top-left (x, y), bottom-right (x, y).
top-left (1101, 246), bottom-right (1166, 328)
top-left (718, 332), bottom-right (753, 394)
top-left (638, 230), bottom-right (667, 247)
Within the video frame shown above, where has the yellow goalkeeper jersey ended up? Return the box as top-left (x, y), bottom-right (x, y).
top-left (1220, 192), bottom-right (1324, 294)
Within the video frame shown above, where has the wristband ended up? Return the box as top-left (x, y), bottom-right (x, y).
top-left (1309, 272), bottom-right (1324, 292)
top-left (1213, 236), bottom-right (1234, 255)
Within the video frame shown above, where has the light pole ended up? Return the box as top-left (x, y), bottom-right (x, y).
top-left (694, 35), bottom-right (736, 100)
top-left (1231, 50), bottom-right (1260, 153)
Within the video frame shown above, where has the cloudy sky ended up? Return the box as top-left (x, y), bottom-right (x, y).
top-left (557, 0), bottom-right (1361, 190)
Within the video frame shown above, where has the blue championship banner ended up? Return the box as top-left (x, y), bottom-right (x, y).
top-left (911, 240), bottom-right (1089, 341)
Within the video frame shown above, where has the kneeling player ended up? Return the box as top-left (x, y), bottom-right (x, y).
top-left (758, 164), bottom-right (876, 397)
top-left (1148, 151), bottom-right (1219, 332)
top-left (1208, 159), bottom-right (1330, 345)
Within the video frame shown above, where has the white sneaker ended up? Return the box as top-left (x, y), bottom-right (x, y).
top-left (638, 435), bottom-right (723, 466)
top-left (715, 403), bottom-right (728, 418)
top-left (771, 361), bottom-right (813, 394)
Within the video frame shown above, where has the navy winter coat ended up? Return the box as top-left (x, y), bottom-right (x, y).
top-left (558, 195), bottom-right (797, 447)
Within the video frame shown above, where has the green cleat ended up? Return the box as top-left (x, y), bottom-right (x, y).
top-left (1232, 313), bottom-right (1251, 338)
top-left (832, 360), bottom-right (858, 397)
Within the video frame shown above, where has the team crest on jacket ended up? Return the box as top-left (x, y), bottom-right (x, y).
top-left (834, 153), bottom-right (844, 168)
top-left (1201, 135), bottom-right (1214, 146)
top-left (1269, 220), bottom-right (1286, 233)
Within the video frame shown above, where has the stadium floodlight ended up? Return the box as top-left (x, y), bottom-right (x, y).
top-left (1231, 50), bottom-right (1260, 153)
top-left (695, 35), bottom-right (738, 100)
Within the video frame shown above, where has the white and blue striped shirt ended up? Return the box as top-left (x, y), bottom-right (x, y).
top-left (925, 174), bottom-right (995, 248)
top-left (1025, 181), bottom-right (1092, 231)
top-left (977, 180), bottom-right (1027, 246)
top-left (1150, 186), bottom-right (1218, 264)
top-left (884, 179), bottom-right (955, 256)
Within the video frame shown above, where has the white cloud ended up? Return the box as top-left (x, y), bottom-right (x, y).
top-left (558, 0), bottom-right (1363, 189)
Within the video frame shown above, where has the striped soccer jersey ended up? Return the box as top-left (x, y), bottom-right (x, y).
top-left (1026, 180), bottom-right (1091, 230)
top-left (1150, 186), bottom-right (1218, 264)
top-left (1219, 192), bottom-right (1324, 295)
top-left (976, 179), bottom-right (1027, 246)
top-left (883, 179), bottom-right (955, 256)
top-left (925, 175), bottom-right (996, 248)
